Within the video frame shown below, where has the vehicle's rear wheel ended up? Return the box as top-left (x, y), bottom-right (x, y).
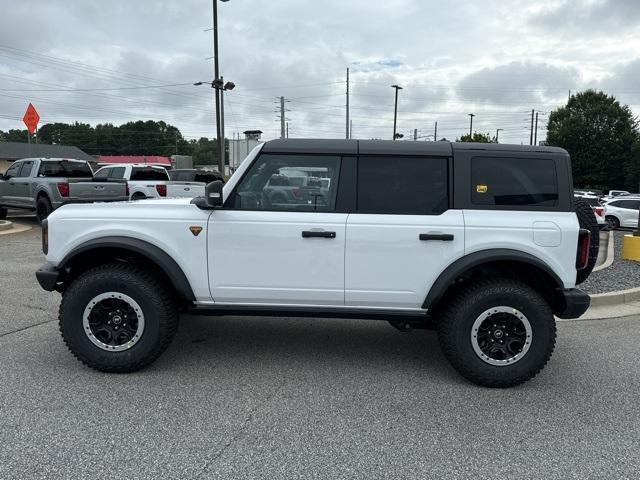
top-left (605, 215), bottom-right (620, 230)
top-left (131, 193), bottom-right (147, 201)
top-left (575, 199), bottom-right (599, 285)
top-left (59, 263), bottom-right (179, 372)
top-left (36, 196), bottom-right (53, 225)
top-left (0, 206), bottom-right (7, 219)
top-left (437, 279), bottom-right (556, 388)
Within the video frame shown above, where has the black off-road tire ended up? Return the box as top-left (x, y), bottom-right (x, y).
top-left (437, 279), bottom-right (556, 388)
top-left (0, 206), bottom-right (7, 219)
top-left (36, 196), bottom-right (53, 225)
top-left (575, 198), bottom-right (599, 285)
top-left (131, 192), bottom-right (147, 201)
top-left (59, 263), bottom-right (179, 373)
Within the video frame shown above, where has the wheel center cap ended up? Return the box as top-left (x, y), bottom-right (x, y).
top-left (112, 315), bottom-right (122, 325)
top-left (493, 329), bottom-right (504, 339)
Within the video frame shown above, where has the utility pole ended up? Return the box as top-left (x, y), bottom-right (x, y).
top-left (468, 113), bottom-right (475, 137)
top-left (530, 109), bottom-right (535, 145)
top-left (220, 76), bottom-right (226, 173)
top-left (212, 0), bottom-right (223, 174)
top-left (496, 128), bottom-right (503, 143)
top-left (434, 121), bottom-right (438, 141)
top-left (391, 84), bottom-right (403, 140)
top-left (534, 112), bottom-right (539, 146)
top-left (175, 131), bottom-right (178, 154)
top-left (414, 128), bottom-right (418, 141)
top-left (286, 121), bottom-right (289, 138)
top-left (280, 96), bottom-right (285, 139)
top-left (350, 120), bottom-right (353, 140)
top-left (346, 68), bottom-right (350, 139)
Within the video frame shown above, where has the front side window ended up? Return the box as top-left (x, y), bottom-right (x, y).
top-left (93, 168), bottom-right (111, 180)
top-left (4, 162), bottom-right (21, 178)
top-left (231, 154), bottom-right (341, 211)
top-left (357, 156), bottom-right (448, 215)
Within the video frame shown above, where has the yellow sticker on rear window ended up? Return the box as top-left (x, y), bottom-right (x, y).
top-left (476, 184), bottom-right (488, 193)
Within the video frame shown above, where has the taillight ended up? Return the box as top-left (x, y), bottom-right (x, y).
top-left (576, 228), bottom-right (591, 270)
top-left (155, 184), bottom-right (167, 197)
top-left (57, 182), bottom-right (70, 197)
top-left (292, 188), bottom-right (302, 199)
top-left (42, 219), bottom-right (48, 255)
top-left (593, 207), bottom-right (604, 217)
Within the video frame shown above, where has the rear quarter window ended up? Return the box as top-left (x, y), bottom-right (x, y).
top-left (471, 157), bottom-right (558, 207)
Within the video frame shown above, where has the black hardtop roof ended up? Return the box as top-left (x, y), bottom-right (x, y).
top-left (261, 138), bottom-right (568, 156)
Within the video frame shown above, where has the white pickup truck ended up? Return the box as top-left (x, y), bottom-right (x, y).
top-left (93, 164), bottom-right (205, 200)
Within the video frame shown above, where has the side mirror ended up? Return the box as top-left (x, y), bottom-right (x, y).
top-left (205, 180), bottom-right (224, 207)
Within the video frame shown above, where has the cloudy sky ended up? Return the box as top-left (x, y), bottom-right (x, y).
top-left (1, 0), bottom-right (640, 145)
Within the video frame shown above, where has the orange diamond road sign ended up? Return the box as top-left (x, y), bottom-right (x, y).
top-left (22, 103), bottom-right (40, 134)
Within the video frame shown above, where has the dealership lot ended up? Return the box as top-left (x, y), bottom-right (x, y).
top-left (1, 217), bottom-right (639, 479)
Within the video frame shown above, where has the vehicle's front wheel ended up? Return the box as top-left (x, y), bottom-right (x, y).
top-left (36, 196), bottom-right (53, 224)
top-left (59, 263), bottom-right (179, 372)
top-left (437, 279), bottom-right (556, 388)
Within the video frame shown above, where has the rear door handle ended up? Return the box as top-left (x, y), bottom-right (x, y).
top-left (302, 230), bottom-right (336, 238)
top-left (419, 233), bottom-right (454, 241)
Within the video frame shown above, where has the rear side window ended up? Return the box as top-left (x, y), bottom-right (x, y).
top-left (357, 156), bottom-right (448, 215)
top-left (615, 200), bottom-right (640, 210)
top-left (471, 157), bottom-right (558, 207)
top-left (39, 161), bottom-right (93, 178)
top-left (130, 167), bottom-right (169, 181)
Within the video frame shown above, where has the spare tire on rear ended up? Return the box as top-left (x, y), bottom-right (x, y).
top-left (575, 199), bottom-right (599, 285)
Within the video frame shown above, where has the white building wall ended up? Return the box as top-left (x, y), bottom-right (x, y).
top-left (229, 138), bottom-right (263, 174)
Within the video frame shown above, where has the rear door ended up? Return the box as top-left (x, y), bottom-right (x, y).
top-left (345, 155), bottom-right (464, 309)
top-left (208, 153), bottom-right (346, 305)
top-left (615, 199), bottom-right (640, 227)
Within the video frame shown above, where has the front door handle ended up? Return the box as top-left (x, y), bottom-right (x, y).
top-left (302, 230), bottom-right (336, 239)
top-left (419, 233), bottom-right (454, 241)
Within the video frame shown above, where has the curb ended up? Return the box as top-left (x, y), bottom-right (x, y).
top-left (590, 286), bottom-right (640, 307)
top-left (0, 221), bottom-right (32, 236)
top-left (0, 220), bottom-right (12, 232)
top-left (593, 230), bottom-right (614, 272)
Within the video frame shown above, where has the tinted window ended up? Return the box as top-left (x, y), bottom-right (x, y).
top-left (93, 168), bottom-right (110, 180)
top-left (616, 200), bottom-right (640, 210)
top-left (39, 160), bottom-right (93, 178)
top-left (471, 157), bottom-right (558, 207)
top-left (4, 162), bottom-right (22, 178)
top-left (18, 161), bottom-right (34, 177)
top-left (109, 167), bottom-right (126, 179)
top-left (194, 173), bottom-right (220, 183)
top-left (170, 171), bottom-right (187, 181)
top-left (232, 154), bottom-right (341, 211)
top-left (130, 167), bottom-right (169, 181)
top-left (357, 156), bottom-right (448, 215)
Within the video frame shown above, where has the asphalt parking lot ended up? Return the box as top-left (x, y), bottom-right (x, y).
top-left (1, 216), bottom-right (639, 479)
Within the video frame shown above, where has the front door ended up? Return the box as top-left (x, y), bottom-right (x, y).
top-left (13, 160), bottom-right (34, 207)
top-left (0, 162), bottom-right (23, 207)
top-left (208, 153), bottom-right (346, 305)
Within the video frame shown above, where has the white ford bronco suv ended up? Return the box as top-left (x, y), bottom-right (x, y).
top-left (36, 139), bottom-right (597, 387)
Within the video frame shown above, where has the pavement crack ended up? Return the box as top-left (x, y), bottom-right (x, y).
top-left (0, 319), bottom-right (55, 339)
top-left (194, 382), bottom-right (284, 479)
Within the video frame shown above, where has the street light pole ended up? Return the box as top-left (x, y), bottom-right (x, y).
top-left (496, 128), bottom-right (503, 143)
top-left (468, 113), bottom-right (475, 138)
top-left (212, 0), bottom-right (223, 174)
top-left (391, 85), bottom-right (403, 140)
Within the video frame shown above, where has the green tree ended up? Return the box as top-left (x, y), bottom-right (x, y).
top-left (456, 132), bottom-right (495, 143)
top-left (0, 129), bottom-right (30, 142)
top-left (546, 90), bottom-right (638, 190)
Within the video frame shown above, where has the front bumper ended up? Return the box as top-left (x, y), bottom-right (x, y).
top-left (36, 263), bottom-right (60, 291)
top-left (555, 288), bottom-right (591, 319)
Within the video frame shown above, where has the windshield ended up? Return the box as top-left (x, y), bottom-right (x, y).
top-left (38, 160), bottom-right (93, 178)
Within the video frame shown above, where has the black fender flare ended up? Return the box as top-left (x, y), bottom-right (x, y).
top-left (422, 249), bottom-right (564, 310)
top-left (59, 236), bottom-right (196, 302)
